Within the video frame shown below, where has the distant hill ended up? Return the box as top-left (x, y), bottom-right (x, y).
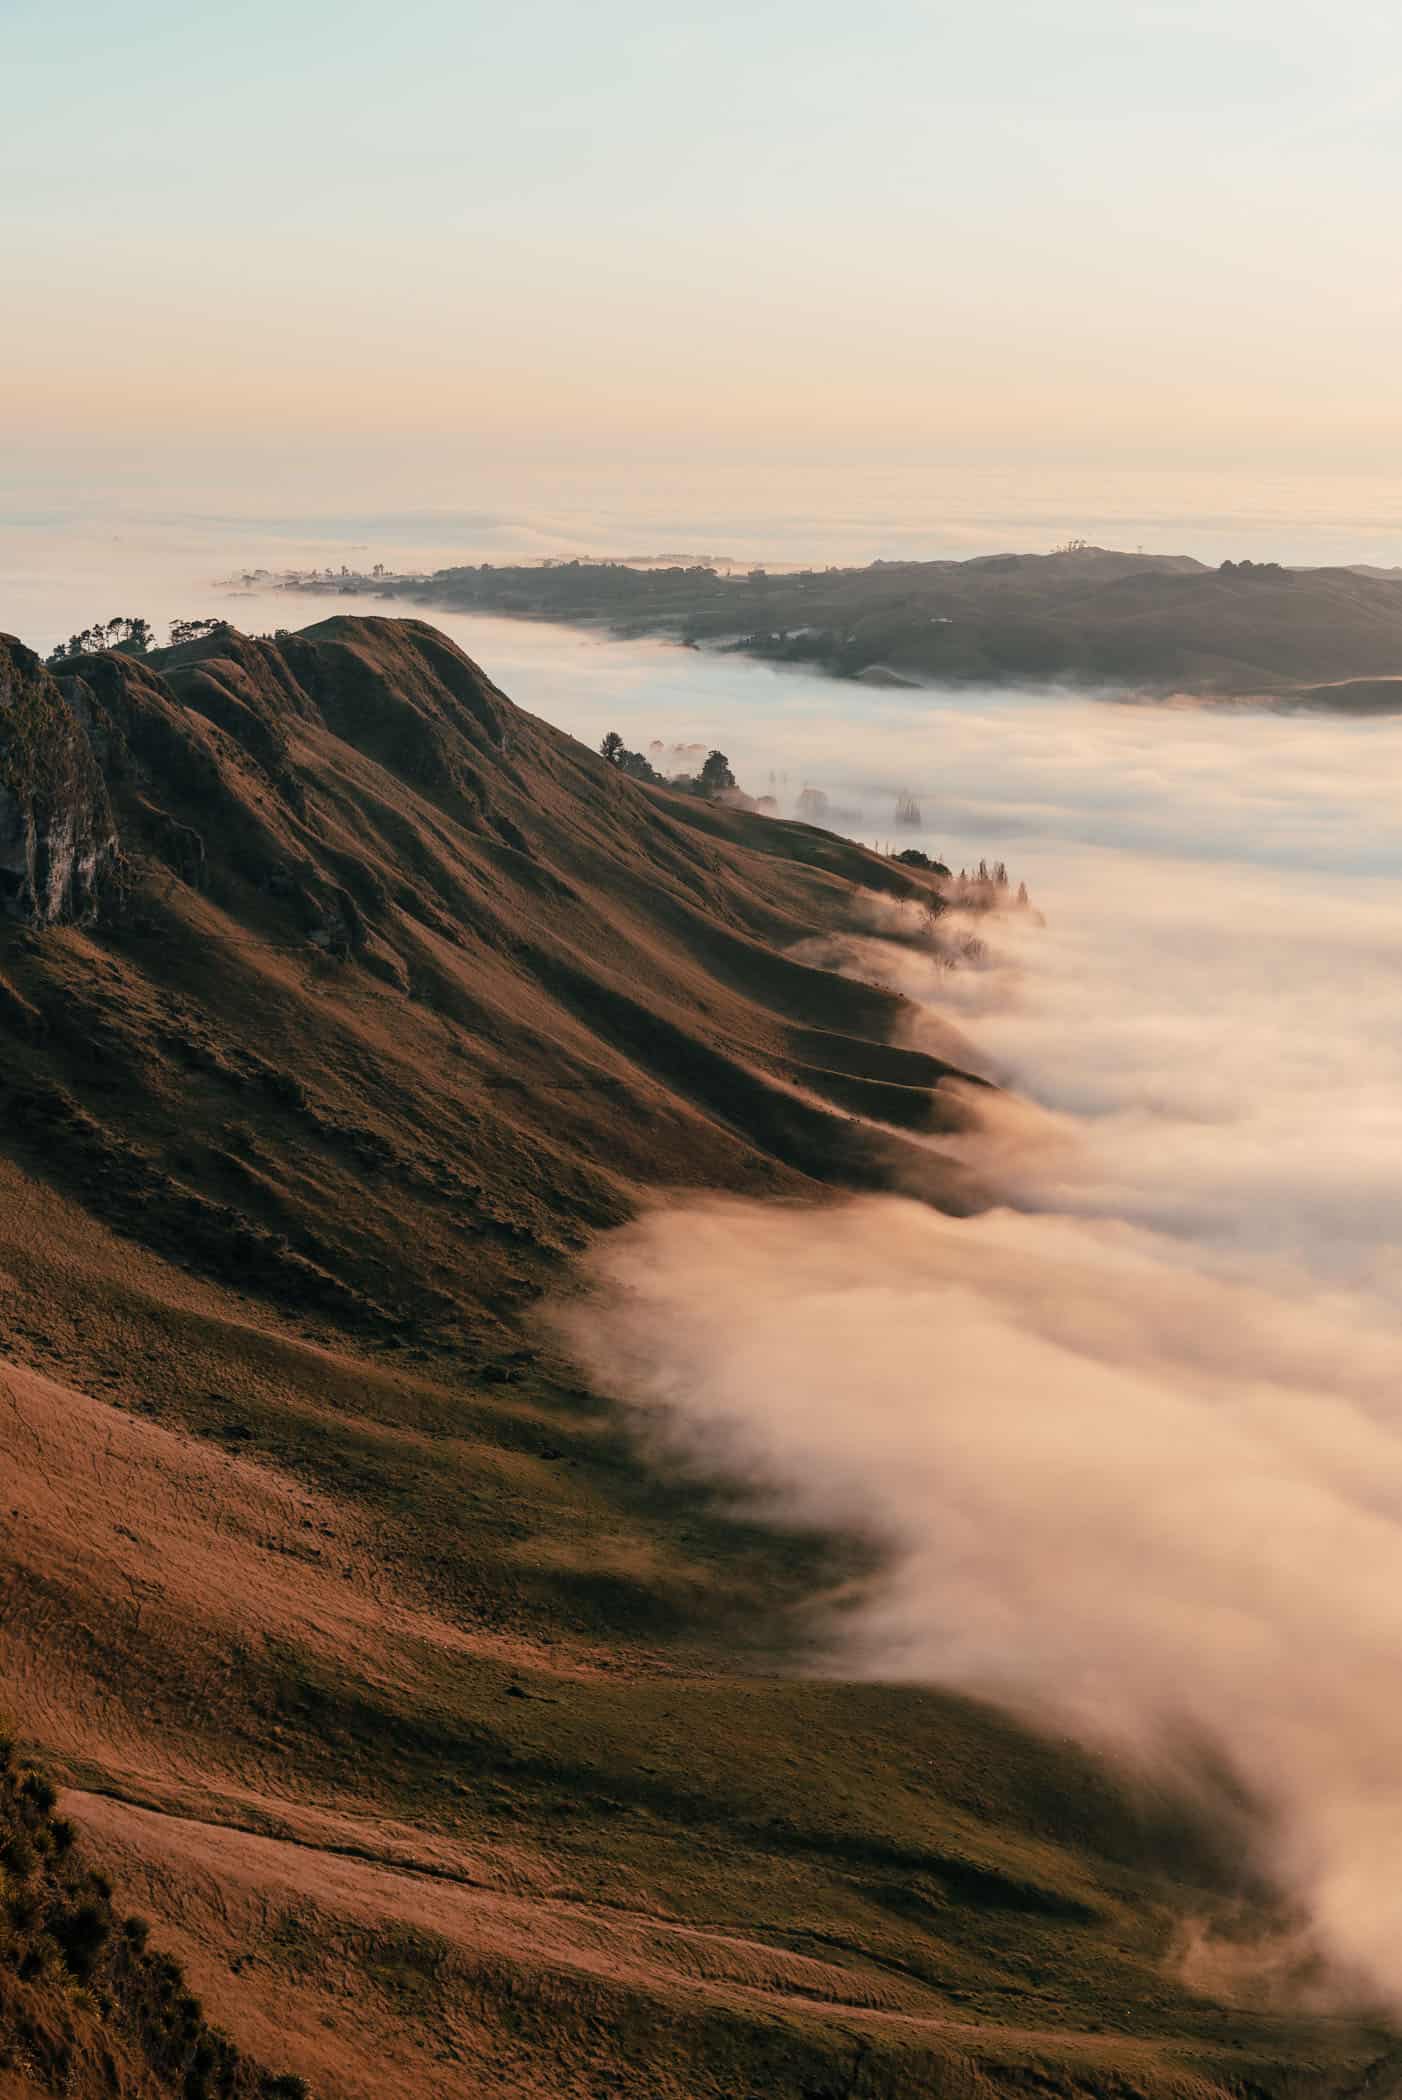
top-left (2, 617), bottom-right (1398, 2097)
top-left (321, 546), bottom-right (1402, 698)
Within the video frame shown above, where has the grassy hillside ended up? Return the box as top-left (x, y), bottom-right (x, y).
top-left (1, 616), bottom-right (1398, 2096)
top-left (345, 545), bottom-right (1402, 697)
top-left (0, 1730), bottom-right (301, 2099)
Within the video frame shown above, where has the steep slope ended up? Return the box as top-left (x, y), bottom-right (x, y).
top-left (2, 616), bottom-right (984, 1348)
top-left (1, 617), bottom-right (1396, 2099)
top-left (0, 641), bottom-right (117, 924)
top-left (0, 1732), bottom-right (299, 2100)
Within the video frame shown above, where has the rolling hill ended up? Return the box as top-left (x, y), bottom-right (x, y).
top-left (342, 546), bottom-right (1402, 697)
top-left (1, 615), bottom-right (1398, 2098)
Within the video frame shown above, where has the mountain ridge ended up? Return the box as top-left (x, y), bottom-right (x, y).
top-left (1, 616), bottom-right (1396, 2098)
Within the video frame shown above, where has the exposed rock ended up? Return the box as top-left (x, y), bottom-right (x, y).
top-left (0, 635), bottom-right (118, 924)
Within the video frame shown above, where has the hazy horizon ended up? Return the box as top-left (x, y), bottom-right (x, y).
top-left (8, 483), bottom-right (1402, 669)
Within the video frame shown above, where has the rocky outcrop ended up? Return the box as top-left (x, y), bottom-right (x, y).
top-left (0, 637), bottom-right (119, 925)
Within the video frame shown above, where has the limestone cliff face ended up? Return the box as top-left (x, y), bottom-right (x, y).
top-left (0, 636), bottom-right (119, 924)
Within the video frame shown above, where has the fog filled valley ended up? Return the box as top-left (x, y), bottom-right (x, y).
top-left (566, 860), bottom-right (1402, 2003)
top-left (4, 574), bottom-right (1402, 2098)
top-left (544, 620), bottom-right (1402, 2002)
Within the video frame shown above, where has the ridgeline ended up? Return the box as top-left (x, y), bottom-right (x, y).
top-left (1, 616), bottom-right (1397, 2097)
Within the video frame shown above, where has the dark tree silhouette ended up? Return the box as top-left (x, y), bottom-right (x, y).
top-left (46, 615), bottom-right (153, 664)
top-left (599, 730), bottom-right (662, 783)
top-left (699, 749), bottom-right (735, 795)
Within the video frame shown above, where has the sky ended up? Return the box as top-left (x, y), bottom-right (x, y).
top-left (8, 0), bottom-right (1402, 557)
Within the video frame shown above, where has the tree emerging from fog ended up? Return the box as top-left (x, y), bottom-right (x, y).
top-left (600, 732), bottom-right (739, 798)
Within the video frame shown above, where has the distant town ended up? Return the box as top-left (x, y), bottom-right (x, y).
top-left (225, 561), bottom-right (427, 591)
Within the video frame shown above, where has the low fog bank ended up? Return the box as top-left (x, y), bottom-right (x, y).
top-left (819, 859), bottom-right (1402, 1271)
top-left (554, 801), bottom-right (1402, 2005)
top-left (558, 1195), bottom-right (1402, 1999)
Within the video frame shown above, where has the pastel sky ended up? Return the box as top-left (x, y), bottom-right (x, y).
top-left (8, 0), bottom-right (1402, 541)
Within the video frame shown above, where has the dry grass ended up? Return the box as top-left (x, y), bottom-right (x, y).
top-left (0, 1728), bottom-right (303, 2099)
top-left (0, 617), bottom-right (1398, 2096)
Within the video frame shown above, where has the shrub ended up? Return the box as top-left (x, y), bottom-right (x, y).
top-left (0, 1730), bottom-right (310, 2095)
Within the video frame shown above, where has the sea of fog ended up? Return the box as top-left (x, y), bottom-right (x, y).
top-left (11, 529), bottom-right (1402, 2004)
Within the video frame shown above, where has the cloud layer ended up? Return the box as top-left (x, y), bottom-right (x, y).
top-left (555, 724), bottom-right (1402, 2005)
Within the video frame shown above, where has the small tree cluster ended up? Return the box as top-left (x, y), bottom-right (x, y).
top-left (46, 616), bottom-right (153, 665)
top-left (600, 734), bottom-right (737, 798)
top-left (168, 617), bottom-right (225, 646)
top-left (943, 859), bottom-right (1036, 913)
top-left (599, 730), bottom-right (662, 782)
top-left (892, 847), bottom-right (952, 876)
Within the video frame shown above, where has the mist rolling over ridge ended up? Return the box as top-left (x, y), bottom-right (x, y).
top-left (5, 593), bottom-right (1402, 2092)
top-left (555, 696), bottom-right (1402, 2007)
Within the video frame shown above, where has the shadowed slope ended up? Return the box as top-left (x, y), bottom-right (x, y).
top-left (2, 617), bottom-right (981, 1349)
